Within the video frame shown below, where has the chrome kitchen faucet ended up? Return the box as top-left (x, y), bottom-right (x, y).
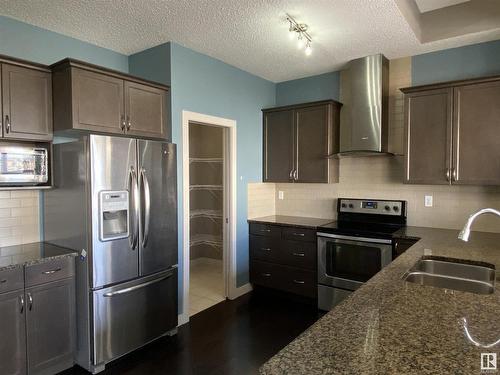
top-left (458, 208), bottom-right (500, 241)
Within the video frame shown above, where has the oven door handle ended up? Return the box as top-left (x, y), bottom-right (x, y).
top-left (317, 232), bottom-right (392, 245)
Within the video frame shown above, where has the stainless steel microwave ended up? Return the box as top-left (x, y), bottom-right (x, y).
top-left (0, 143), bottom-right (48, 186)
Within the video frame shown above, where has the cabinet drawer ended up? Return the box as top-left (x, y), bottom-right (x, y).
top-left (250, 261), bottom-right (316, 298)
top-left (0, 267), bottom-right (24, 294)
top-left (25, 257), bottom-right (75, 287)
top-left (249, 235), bottom-right (280, 263)
top-left (249, 223), bottom-right (281, 238)
top-left (282, 226), bottom-right (316, 242)
top-left (280, 240), bottom-right (316, 270)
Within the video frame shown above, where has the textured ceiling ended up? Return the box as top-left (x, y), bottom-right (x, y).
top-left (414, 0), bottom-right (470, 13)
top-left (0, 0), bottom-right (499, 82)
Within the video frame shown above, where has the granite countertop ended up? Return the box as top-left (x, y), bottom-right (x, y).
top-left (260, 226), bottom-right (500, 375)
top-left (248, 215), bottom-right (334, 229)
top-left (0, 242), bottom-right (78, 271)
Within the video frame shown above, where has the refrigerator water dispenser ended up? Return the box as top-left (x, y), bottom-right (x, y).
top-left (99, 190), bottom-right (129, 241)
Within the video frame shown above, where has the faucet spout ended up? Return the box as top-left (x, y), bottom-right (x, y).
top-left (458, 208), bottom-right (500, 242)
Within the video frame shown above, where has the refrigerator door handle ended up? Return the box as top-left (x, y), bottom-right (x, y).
top-left (102, 271), bottom-right (173, 297)
top-left (140, 168), bottom-right (151, 248)
top-left (129, 166), bottom-right (140, 250)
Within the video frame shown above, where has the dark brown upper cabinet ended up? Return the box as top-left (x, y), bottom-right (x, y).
top-left (262, 100), bottom-right (341, 183)
top-left (52, 59), bottom-right (171, 141)
top-left (403, 88), bottom-right (452, 184)
top-left (402, 76), bottom-right (500, 185)
top-left (1, 62), bottom-right (53, 141)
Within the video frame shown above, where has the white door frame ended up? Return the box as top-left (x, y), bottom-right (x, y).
top-left (179, 110), bottom-right (237, 325)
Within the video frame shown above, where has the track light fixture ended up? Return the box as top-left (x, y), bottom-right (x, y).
top-left (286, 14), bottom-right (312, 56)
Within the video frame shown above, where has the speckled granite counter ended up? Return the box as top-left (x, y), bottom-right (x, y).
top-left (0, 242), bottom-right (77, 271)
top-left (248, 215), bottom-right (333, 229)
top-left (260, 226), bottom-right (500, 374)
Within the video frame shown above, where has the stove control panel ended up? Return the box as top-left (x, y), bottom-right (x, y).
top-left (338, 199), bottom-right (405, 216)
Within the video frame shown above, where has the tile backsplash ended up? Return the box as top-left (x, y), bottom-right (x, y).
top-left (247, 183), bottom-right (276, 219)
top-left (0, 190), bottom-right (40, 247)
top-left (271, 157), bottom-right (500, 233)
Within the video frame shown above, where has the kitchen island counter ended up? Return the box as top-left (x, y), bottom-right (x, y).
top-left (260, 226), bottom-right (500, 374)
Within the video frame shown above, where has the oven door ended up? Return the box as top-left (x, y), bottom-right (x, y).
top-left (317, 233), bottom-right (392, 290)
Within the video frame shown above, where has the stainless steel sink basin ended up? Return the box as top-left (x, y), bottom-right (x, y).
top-left (402, 256), bottom-right (495, 295)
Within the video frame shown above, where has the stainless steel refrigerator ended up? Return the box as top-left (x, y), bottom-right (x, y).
top-left (44, 134), bottom-right (178, 374)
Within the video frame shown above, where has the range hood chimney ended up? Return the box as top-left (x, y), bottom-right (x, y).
top-left (336, 54), bottom-right (391, 156)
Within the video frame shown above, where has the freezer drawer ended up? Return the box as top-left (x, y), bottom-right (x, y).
top-left (92, 268), bottom-right (177, 366)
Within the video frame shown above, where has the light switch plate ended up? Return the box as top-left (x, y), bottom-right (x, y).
top-left (424, 195), bottom-right (433, 207)
top-left (278, 191), bottom-right (284, 200)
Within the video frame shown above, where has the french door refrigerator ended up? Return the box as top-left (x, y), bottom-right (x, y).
top-left (44, 134), bottom-right (177, 373)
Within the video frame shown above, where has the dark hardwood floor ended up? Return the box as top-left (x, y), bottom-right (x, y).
top-left (61, 291), bottom-right (323, 375)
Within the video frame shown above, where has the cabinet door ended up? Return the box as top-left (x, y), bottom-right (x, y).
top-left (295, 104), bottom-right (331, 183)
top-left (452, 81), bottom-right (500, 185)
top-left (26, 278), bottom-right (75, 375)
top-left (1, 64), bottom-right (52, 141)
top-left (124, 81), bottom-right (168, 139)
top-left (0, 290), bottom-right (26, 375)
top-left (404, 88), bottom-right (452, 184)
top-left (72, 68), bottom-right (124, 134)
top-left (263, 110), bottom-right (295, 182)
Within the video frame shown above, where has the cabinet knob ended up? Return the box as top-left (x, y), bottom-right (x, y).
top-left (120, 116), bottom-right (126, 132)
top-left (126, 116), bottom-right (131, 131)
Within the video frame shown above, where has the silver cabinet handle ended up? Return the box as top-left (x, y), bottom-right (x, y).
top-left (293, 279), bottom-right (305, 284)
top-left (292, 232), bottom-right (305, 237)
top-left (27, 293), bottom-right (33, 311)
top-left (5, 115), bottom-right (10, 134)
top-left (120, 115), bottom-right (126, 132)
top-left (104, 272), bottom-right (173, 297)
top-left (261, 273), bottom-right (271, 277)
top-left (293, 170), bottom-right (298, 180)
top-left (19, 295), bottom-right (24, 314)
top-left (126, 115), bottom-right (131, 131)
top-left (261, 248), bottom-right (271, 252)
top-left (0, 279), bottom-right (6, 284)
top-left (129, 166), bottom-right (139, 250)
top-left (260, 229), bottom-right (271, 233)
top-left (289, 169), bottom-right (294, 179)
top-left (140, 168), bottom-right (151, 248)
top-left (42, 268), bottom-right (61, 275)
top-left (292, 252), bottom-right (305, 257)
top-left (446, 168), bottom-right (450, 182)
top-left (452, 168), bottom-right (457, 182)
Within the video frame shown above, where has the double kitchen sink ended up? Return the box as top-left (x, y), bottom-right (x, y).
top-left (403, 256), bottom-right (496, 295)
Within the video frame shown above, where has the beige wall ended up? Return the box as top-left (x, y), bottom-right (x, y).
top-left (0, 190), bottom-right (40, 247)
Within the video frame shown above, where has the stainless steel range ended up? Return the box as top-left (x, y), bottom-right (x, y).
top-left (317, 198), bottom-right (407, 311)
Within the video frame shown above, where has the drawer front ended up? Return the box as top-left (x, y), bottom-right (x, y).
top-left (249, 223), bottom-right (281, 238)
top-left (25, 257), bottom-right (75, 287)
top-left (282, 226), bottom-right (316, 242)
top-left (0, 267), bottom-right (24, 294)
top-left (280, 240), bottom-right (316, 270)
top-left (250, 260), bottom-right (316, 298)
top-left (249, 235), bottom-right (280, 263)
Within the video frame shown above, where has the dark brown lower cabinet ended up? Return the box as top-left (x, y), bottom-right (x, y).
top-left (249, 223), bottom-right (317, 299)
top-left (0, 289), bottom-right (26, 375)
top-left (0, 258), bottom-right (75, 375)
top-left (26, 278), bottom-right (75, 375)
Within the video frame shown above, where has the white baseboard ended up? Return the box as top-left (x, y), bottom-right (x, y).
top-left (228, 283), bottom-right (252, 300)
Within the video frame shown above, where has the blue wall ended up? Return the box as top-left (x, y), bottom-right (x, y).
top-left (129, 43), bottom-right (171, 85)
top-left (170, 43), bottom-right (275, 298)
top-left (0, 16), bottom-right (128, 71)
top-left (275, 71), bottom-right (340, 106)
top-left (412, 39), bottom-right (500, 86)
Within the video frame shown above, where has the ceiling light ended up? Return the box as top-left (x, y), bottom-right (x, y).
top-left (286, 14), bottom-right (313, 56)
top-left (305, 41), bottom-right (312, 56)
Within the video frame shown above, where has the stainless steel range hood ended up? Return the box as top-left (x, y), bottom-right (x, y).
top-left (336, 54), bottom-right (391, 157)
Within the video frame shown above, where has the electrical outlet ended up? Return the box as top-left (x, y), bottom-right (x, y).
top-left (278, 191), bottom-right (284, 200)
top-left (424, 195), bottom-right (433, 207)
